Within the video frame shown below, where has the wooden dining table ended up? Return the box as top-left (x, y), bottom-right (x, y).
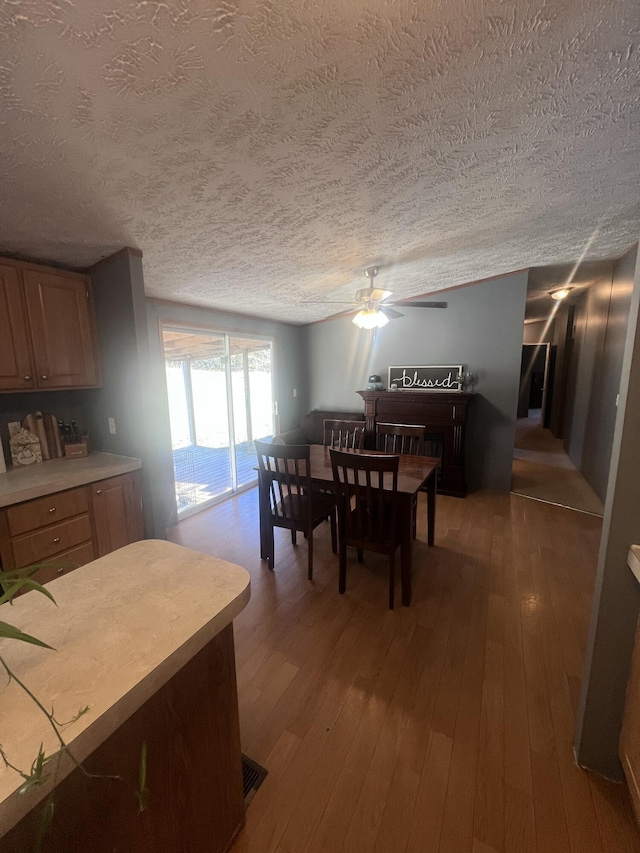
top-left (258, 444), bottom-right (438, 606)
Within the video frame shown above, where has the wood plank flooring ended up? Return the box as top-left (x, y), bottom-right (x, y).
top-left (169, 487), bottom-right (640, 853)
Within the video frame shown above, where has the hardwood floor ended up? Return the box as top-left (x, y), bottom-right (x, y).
top-left (169, 487), bottom-right (640, 853)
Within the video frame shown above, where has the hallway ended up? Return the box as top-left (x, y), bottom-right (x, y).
top-left (511, 412), bottom-right (604, 515)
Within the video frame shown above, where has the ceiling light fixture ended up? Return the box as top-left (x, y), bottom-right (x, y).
top-left (352, 307), bottom-right (389, 329)
top-left (549, 286), bottom-right (573, 301)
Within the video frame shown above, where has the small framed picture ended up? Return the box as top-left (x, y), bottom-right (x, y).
top-left (388, 365), bottom-right (463, 392)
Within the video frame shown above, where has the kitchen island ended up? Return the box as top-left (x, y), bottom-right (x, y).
top-left (0, 539), bottom-right (251, 852)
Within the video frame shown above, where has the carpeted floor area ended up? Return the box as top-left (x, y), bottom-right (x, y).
top-left (511, 412), bottom-right (605, 515)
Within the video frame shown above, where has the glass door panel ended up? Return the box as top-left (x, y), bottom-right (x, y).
top-left (229, 338), bottom-right (274, 490)
top-left (163, 327), bottom-right (275, 516)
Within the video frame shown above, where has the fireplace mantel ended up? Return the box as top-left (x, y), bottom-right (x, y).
top-left (357, 390), bottom-right (473, 497)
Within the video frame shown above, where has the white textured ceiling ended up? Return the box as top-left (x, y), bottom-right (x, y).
top-left (1, 0), bottom-right (639, 324)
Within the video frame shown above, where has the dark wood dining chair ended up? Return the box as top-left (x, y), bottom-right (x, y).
top-left (376, 422), bottom-right (424, 538)
top-left (255, 440), bottom-right (337, 580)
top-left (323, 419), bottom-right (366, 450)
top-left (330, 448), bottom-right (401, 609)
top-left (376, 422), bottom-right (425, 455)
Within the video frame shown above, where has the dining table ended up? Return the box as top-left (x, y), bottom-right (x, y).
top-left (258, 444), bottom-right (438, 606)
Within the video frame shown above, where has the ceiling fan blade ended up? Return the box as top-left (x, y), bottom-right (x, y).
top-left (379, 306), bottom-right (404, 320)
top-left (386, 300), bottom-right (448, 309)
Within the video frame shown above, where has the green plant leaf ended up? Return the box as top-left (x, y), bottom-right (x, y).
top-left (0, 621), bottom-right (54, 650)
top-left (0, 579), bottom-right (57, 607)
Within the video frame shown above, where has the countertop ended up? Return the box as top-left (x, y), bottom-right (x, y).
top-left (0, 539), bottom-right (251, 835)
top-left (0, 452), bottom-right (142, 508)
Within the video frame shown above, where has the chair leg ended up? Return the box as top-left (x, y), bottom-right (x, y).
top-left (266, 524), bottom-right (275, 571)
top-left (291, 530), bottom-right (297, 545)
top-left (308, 529), bottom-right (313, 581)
top-left (330, 509), bottom-right (337, 554)
top-left (388, 550), bottom-right (395, 610)
top-left (338, 536), bottom-right (347, 594)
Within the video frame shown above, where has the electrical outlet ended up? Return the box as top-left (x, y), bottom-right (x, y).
top-left (293, 388), bottom-right (297, 397)
top-left (108, 417), bottom-right (116, 435)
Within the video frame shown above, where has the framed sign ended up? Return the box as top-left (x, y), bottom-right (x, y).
top-left (388, 364), bottom-right (463, 392)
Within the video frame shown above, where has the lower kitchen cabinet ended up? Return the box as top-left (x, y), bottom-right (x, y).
top-left (0, 471), bottom-right (143, 588)
top-left (91, 472), bottom-right (144, 557)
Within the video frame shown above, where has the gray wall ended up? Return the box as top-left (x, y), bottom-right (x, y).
top-left (304, 270), bottom-right (529, 491)
top-left (146, 299), bottom-right (307, 531)
top-left (523, 320), bottom-right (554, 344)
top-left (85, 249), bottom-right (165, 538)
top-left (575, 243), bottom-right (640, 780)
top-left (564, 250), bottom-right (636, 500)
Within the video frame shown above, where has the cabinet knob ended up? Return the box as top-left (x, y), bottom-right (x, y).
top-left (95, 489), bottom-right (103, 495)
top-left (53, 537), bottom-right (61, 544)
top-left (24, 375), bottom-right (32, 381)
top-left (49, 507), bottom-right (56, 513)
top-left (41, 375), bottom-right (48, 380)
top-left (57, 567), bottom-right (65, 574)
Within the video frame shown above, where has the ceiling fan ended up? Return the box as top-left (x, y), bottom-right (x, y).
top-left (309, 267), bottom-right (447, 329)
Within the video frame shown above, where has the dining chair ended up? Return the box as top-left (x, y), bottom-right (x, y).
top-left (255, 440), bottom-right (337, 580)
top-left (376, 422), bottom-right (424, 538)
top-left (323, 419), bottom-right (366, 450)
top-left (376, 422), bottom-right (425, 455)
top-left (330, 448), bottom-right (401, 609)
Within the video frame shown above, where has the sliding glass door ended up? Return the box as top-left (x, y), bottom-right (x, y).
top-left (162, 327), bottom-right (275, 516)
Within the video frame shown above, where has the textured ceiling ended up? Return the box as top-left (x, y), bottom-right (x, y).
top-left (1, 0), bottom-right (639, 324)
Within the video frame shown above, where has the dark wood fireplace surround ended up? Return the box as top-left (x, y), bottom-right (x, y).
top-left (357, 390), bottom-right (473, 497)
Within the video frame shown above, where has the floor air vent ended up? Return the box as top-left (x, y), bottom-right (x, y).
top-left (242, 754), bottom-right (268, 805)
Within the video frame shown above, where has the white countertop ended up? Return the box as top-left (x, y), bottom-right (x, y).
top-left (0, 539), bottom-right (251, 835)
top-left (0, 452), bottom-right (142, 508)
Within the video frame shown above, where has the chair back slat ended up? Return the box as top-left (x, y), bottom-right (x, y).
top-left (323, 419), bottom-right (366, 450)
top-left (376, 422), bottom-right (424, 456)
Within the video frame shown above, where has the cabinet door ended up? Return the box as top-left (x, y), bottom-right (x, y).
top-left (621, 616), bottom-right (640, 824)
top-left (22, 269), bottom-right (99, 388)
top-left (0, 263), bottom-right (35, 390)
top-left (91, 472), bottom-right (144, 557)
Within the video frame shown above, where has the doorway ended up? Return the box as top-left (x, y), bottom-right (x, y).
top-left (517, 343), bottom-right (556, 427)
top-left (512, 341), bottom-right (603, 514)
top-left (162, 326), bottom-right (275, 516)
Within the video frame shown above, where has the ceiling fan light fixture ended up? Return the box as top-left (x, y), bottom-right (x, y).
top-left (549, 286), bottom-right (573, 301)
top-left (352, 308), bottom-right (389, 329)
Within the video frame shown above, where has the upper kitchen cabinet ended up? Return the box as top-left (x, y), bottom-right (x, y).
top-left (0, 262), bottom-right (34, 390)
top-left (0, 257), bottom-right (101, 391)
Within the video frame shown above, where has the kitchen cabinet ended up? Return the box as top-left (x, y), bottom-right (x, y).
top-left (0, 263), bottom-right (34, 391)
top-left (620, 547), bottom-right (640, 825)
top-left (91, 471), bottom-right (144, 557)
top-left (0, 471), bottom-right (143, 586)
top-left (0, 257), bottom-right (101, 392)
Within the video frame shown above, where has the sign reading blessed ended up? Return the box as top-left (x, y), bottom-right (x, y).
top-left (388, 364), bottom-right (463, 392)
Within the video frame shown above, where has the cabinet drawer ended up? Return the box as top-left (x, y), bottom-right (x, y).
top-left (14, 541), bottom-right (96, 594)
top-left (30, 541), bottom-right (96, 586)
top-left (6, 487), bottom-right (89, 536)
top-left (11, 514), bottom-right (93, 567)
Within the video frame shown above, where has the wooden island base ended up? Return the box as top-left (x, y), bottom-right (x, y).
top-left (0, 625), bottom-right (244, 853)
top-left (0, 541), bottom-right (250, 853)
top-left (2, 624), bottom-right (244, 853)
